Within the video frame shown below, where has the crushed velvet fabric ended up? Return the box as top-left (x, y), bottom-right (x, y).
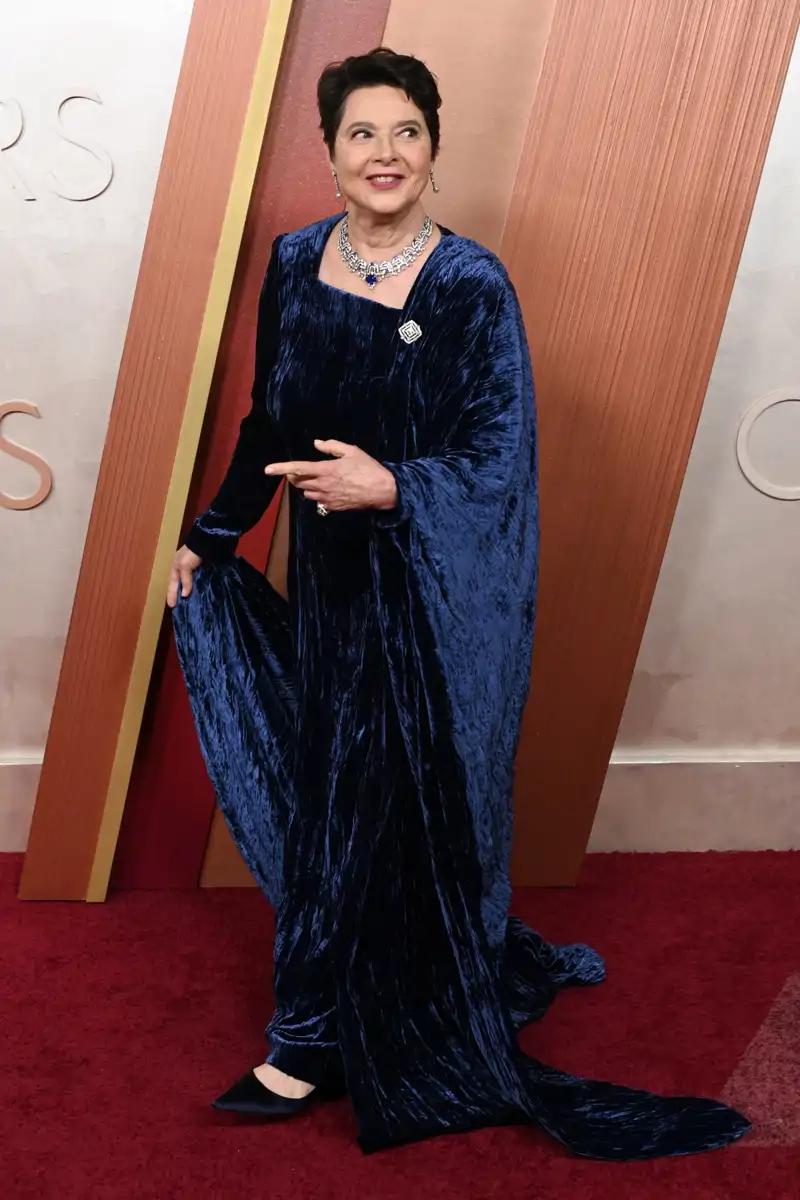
top-left (175, 217), bottom-right (749, 1157)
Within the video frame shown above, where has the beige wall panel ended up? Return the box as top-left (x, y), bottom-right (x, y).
top-left (0, 0), bottom-right (194, 851)
top-left (616, 33), bottom-right (800, 760)
top-left (382, 0), bottom-right (556, 250)
top-left (0, 762), bottom-right (41, 852)
top-left (592, 761), bottom-right (800, 852)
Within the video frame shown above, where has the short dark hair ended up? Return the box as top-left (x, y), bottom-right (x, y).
top-left (317, 47), bottom-right (442, 158)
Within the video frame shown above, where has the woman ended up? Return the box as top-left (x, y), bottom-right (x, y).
top-left (167, 48), bottom-right (749, 1158)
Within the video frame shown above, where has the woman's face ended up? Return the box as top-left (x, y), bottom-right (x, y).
top-left (331, 85), bottom-right (433, 218)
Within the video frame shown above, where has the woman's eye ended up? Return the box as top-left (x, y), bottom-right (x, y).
top-left (399, 127), bottom-right (419, 138)
top-left (352, 129), bottom-right (371, 139)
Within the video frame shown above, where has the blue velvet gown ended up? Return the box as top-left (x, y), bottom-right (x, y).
top-left (175, 216), bottom-right (749, 1158)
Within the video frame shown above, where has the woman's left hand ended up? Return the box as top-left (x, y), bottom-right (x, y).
top-left (265, 439), bottom-right (397, 512)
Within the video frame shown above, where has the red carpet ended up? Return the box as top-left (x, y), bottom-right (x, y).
top-left (1, 851), bottom-right (798, 1199)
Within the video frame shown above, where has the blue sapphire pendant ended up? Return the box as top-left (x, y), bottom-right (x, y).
top-left (365, 274), bottom-right (378, 288)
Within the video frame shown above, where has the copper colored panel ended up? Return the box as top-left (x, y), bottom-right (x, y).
top-left (200, 0), bottom-right (553, 890)
top-left (181, 0), bottom-right (396, 556)
top-left (382, 0), bottom-right (556, 251)
top-left (200, 807), bottom-right (259, 889)
top-left (265, 485), bottom-right (291, 600)
top-left (118, 0), bottom-right (393, 891)
top-left (503, 0), bottom-right (800, 884)
top-left (20, 0), bottom-right (281, 900)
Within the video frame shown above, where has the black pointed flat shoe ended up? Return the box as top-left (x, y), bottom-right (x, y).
top-left (212, 1070), bottom-right (343, 1117)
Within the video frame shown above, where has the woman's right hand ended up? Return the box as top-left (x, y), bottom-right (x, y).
top-left (166, 545), bottom-right (203, 609)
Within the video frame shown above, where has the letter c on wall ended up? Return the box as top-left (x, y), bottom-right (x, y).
top-left (0, 401), bottom-right (54, 510)
top-left (736, 389), bottom-right (800, 501)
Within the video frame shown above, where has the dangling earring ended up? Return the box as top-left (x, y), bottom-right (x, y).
top-left (429, 168), bottom-right (439, 194)
top-left (332, 169), bottom-right (341, 199)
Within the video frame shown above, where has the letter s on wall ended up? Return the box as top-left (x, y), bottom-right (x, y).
top-left (48, 92), bottom-right (113, 202)
top-left (0, 402), bottom-right (54, 510)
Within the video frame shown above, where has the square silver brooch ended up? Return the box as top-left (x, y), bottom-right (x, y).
top-left (398, 320), bottom-right (422, 345)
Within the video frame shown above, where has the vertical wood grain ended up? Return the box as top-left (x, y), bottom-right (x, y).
top-left (19, 0), bottom-right (287, 900)
top-left (115, 0), bottom-right (393, 892)
top-left (503, 0), bottom-right (800, 884)
top-left (200, 805), bottom-right (261, 888)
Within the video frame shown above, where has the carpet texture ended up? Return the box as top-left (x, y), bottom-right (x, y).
top-left (1, 851), bottom-right (798, 1199)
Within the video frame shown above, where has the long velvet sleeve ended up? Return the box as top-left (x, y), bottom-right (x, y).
top-left (185, 238), bottom-right (286, 561)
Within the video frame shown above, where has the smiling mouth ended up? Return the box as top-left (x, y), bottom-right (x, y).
top-left (367, 174), bottom-right (405, 186)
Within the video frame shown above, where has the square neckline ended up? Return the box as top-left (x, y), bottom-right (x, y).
top-left (313, 216), bottom-right (452, 316)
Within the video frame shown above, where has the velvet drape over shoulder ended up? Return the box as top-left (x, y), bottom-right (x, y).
top-left (174, 217), bottom-right (749, 1158)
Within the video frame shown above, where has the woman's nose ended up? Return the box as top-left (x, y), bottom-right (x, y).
top-left (372, 138), bottom-right (397, 162)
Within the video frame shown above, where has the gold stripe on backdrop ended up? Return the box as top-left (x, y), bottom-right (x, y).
top-left (85, 0), bottom-right (295, 902)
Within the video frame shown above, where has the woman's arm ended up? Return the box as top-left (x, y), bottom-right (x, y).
top-left (184, 237), bottom-right (287, 562)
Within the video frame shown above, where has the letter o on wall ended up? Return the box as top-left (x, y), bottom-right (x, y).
top-left (736, 389), bottom-right (800, 501)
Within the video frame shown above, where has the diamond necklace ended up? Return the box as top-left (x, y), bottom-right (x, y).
top-left (338, 215), bottom-right (434, 289)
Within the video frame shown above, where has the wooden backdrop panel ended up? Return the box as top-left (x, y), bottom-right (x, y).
top-left (504, 0), bottom-right (800, 884)
top-left (112, 0), bottom-right (393, 891)
top-left (19, 0), bottom-right (293, 900)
